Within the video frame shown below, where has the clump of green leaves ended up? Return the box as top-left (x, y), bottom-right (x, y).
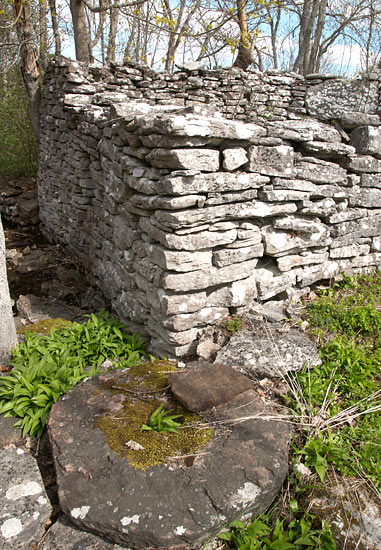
top-left (218, 511), bottom-right (336, 549)
top-left (0, 311), bottom-right (145, 437)
top-left (140, 404), bottom-right (183, 434)
top-left (292, 272), bottom-right (381, 488)
top-left (224, 315), bottom-right (244, 334)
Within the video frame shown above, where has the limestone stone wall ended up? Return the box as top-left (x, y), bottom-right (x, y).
top-left (38, 57), bottom-right (381, 356)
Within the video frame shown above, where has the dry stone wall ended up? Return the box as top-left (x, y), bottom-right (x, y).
top-left (38, 57), bottom-right (381, 356)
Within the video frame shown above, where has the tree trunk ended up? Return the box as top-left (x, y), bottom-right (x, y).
top-left (0, 215), bottom-right (17, 366)
top-left (13, 0), bottom-right (41, 142)
top-left (232, 0), bottom-right (254, 70)
top-left (70, 0), bottom-right (92, 62)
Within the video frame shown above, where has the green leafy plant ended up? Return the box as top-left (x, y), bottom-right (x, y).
top-left (224, 315), bottom-right (244, 334)
top-left (218, 511), bottom-right (336, 549)
top-left (140, 404), bottom-right (183, 434)
top-left (0, 311), bottom-right (146, 437)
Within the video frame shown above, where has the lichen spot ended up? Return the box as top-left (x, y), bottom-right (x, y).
top-left (1, 518), bottom-right (23, 539)
top-left (6, 482), bottom-right (42, 500)
top-left (175, 525), bottom-right (186, 535)
top-left (231, 482), bottom-right (261, 508)
top-left (71, 506), bottom-right (90, 519)
top-left (121, 515), bottom-right (140, 526)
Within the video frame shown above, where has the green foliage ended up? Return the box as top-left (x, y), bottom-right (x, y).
top-left (218, 511), bottom-right (336, 549)
top-left (224, 315), bottom-right (244, 334)
top-left (0, 311), bottom-right (145, 437)
top-left (140, 404), bottom-right (183, 434)
top-left (0, 68), bottom-right (37, 177)
top-left (293, 272), bottom-right (381, 488)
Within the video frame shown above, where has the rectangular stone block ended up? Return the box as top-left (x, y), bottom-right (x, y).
top-left (277, 251), bottom-right (328, 272)
top-left (146, 243), bottom-right (212, 272)
top-left (350, 187), bottom-right (381, 208)
top-left (154, 201), bottom-right (297, 229)
top-left (350, 126), bottom-right (381, 155)
top-left (294, 158), bottom-right (347, 184)
top-left (163, 258), bottom-right (259, 291)
top-left (329, 244), bottom-right (370, 259)
top-left (146, 148), bottom-right (220, 171)
top-left (248, 145), bottom-right (294, 177)
top-left (140, 217), bottom-right (237, 250)
top-left (213, 247), bottom-right (261, 267)
top-left (344, 155), bottom-right (381, 173)
top-left (159, 172), bottom-right (270, 195)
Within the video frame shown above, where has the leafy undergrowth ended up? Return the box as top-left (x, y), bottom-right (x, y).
top-left (0, 311), bottom-right (145, 436)
top-left (216, 272), bottom-right (381, 549)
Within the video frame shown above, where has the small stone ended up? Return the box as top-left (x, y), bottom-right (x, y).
top-left (222, 147), bottom-right (248, 170)
top-left (168, 362), bottom-right (253, 412)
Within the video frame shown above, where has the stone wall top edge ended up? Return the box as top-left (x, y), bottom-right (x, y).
top-left (47, 55), bottom-right (381, 86)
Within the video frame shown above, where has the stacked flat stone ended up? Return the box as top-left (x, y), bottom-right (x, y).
top-left (38, 58), bottom-right (381, 357)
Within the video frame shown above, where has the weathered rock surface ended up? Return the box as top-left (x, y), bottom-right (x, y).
top-left (168, 362), bottom-right (253, 412)
top-left (16, 294), bottom-right (86, 324)
top-left (308, 482), bottom-right (381, 550)
top-left (39, 515), bottom-right (129, 550)
top-left (215, 326), bottom-right (321, 379)
top-left (0, 448), bottom-right (52, 549)
top-left (47, 370), bottom-right (290, 549)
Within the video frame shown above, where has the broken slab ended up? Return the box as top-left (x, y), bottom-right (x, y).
top-left (0, 448), bottom-right (52, 550)
top-left (215, 326), bottom-right (321, 380)
top-left (168, 363), bottom-right (253, 412)
top-left (47, 369), bottom-right (290, 549)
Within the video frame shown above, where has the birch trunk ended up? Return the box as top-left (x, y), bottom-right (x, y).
top-left (0, 215), bottom-right (17, 365)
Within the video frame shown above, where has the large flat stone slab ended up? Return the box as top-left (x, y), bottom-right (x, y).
top-left (47, 368), bottom-right (290, 549)
top-left (0, 448), bottom-right (52, 549)
top-left (216, 326), bottom-right (321, 379)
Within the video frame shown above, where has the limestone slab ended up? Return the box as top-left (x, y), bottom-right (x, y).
top-left (215, 327), bottom-right (321, 379)
top-left (0, 448), bottom-right (52, 550)
top-left (146, 148), bottom-right (220, 171)
top-left (248, 145), bottom-right (294, 177)
top-left (163, 258), bottom-right (259, 291)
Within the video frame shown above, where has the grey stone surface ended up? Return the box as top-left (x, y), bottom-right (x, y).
top-left (0, 417), bottom-right (25, 449)
top-left (309, 482), bottom-right (381, 550)
top-left (47, 370), bottom-right (290, 549)
top-left (350, 125), bottom-right (381, 155)
top-left (39, 515), bottom-right (129, 550)
top-left (0, 448), bottom-right (52, 549)
top-left (216, 326), bottom-right (321, 380)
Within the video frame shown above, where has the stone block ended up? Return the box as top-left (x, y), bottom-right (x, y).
top-left (295, 157), bottom-right (347, 184)
top-left (277, 250), bottom-right (328, 272)
top-left (158, 171), bottom-right (270, 195)
top-left (168, 363), bottom-right (253, 412)
top-left (350, 126), bottom-right (381, 155)
top-left (267, 118), bottom-right (341, 142)
top-left (213, 246), bottom-right (262, 267)
top-left (222, 147), bottom-right (248, 170)
top-left (140, 217), bottom-right (237, 250)
top-left (350, 187), bottom-right (381, 208)
top-left (0, 448), bottom-right (52, 550)
top-left (163, 258), bottom-right (259, 291)
top-left (248, 145), bottom-right (294, 177)
top-left (301, 141), bottom-right (355, 158)
top-left (146, 243), bottom-right (212, 272)
top-left (146, 148), bottom-right (220, 171)
top-left (344, 155), bottom-right (381, 173)
top-left (329, 244), bottom-right (370, 259)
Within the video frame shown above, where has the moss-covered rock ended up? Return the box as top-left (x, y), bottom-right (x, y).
top-left (95, 359), bottom-right (213, 470)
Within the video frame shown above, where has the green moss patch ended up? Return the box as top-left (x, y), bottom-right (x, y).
top-left (18, 318), bottom-right (73, 335)
top-left (95, 359), bottom-right (214, 470)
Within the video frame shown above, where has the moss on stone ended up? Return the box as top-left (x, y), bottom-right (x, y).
top-left (95, 359), bottom-right (213, 470)
top-left (18, 318), bottom-right (73, 335)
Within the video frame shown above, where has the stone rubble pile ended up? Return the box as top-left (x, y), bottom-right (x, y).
top-left (38, 58), bottom-right (381, 357)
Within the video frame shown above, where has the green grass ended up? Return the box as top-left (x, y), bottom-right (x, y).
top-left (217, 272), bottom-right (381, 549)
